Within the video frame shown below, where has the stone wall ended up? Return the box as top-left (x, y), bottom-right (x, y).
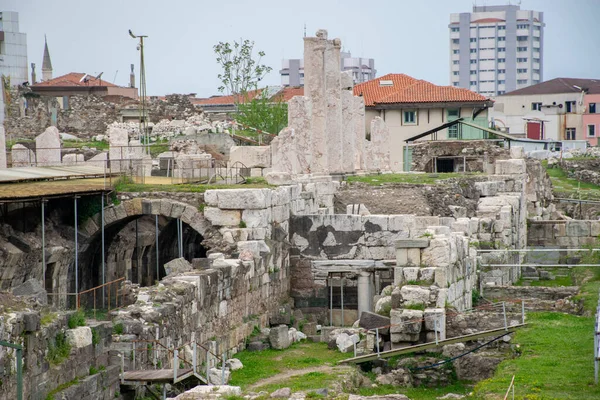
top-left (410, 140), bottom-right (510, 172)
top-left (528, 219), bottom-right (600, 247)
top-left (0, 308), bottom-right (119, 400)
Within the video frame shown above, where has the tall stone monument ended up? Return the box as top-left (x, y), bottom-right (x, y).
top-left (269, 29), bottom-right (388, 180)
top-left (35, 126), bottom-right (61, 166)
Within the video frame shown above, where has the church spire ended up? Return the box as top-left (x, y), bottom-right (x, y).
top-left (42, 35), bottom-right (53, 81)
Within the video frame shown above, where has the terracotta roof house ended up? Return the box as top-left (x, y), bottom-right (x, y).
top-left (194, 86), bottom-right (304, 113)
top-left (354, 73), bottom-right (492, 171)
top-left (489, 77), bottom-right (600, 146)
top-left (31, 72), bottom-right (138, 100)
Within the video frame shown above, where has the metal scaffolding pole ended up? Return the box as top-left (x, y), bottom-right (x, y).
top-left (101, 194), bottom-right (106, 306)
top-left (155, 215), bottom-right (159, 282)
top-left (41, 199), bottom-right (46, 287)
top-left (74, 196), bottom-right (79, 297)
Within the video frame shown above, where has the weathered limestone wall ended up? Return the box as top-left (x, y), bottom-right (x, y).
top-left (0, 310), bottom-right (119, 400)
top-left (410, 140), bottom-right (510, 173)
top-left (528, 219), bottom-right (600, 247)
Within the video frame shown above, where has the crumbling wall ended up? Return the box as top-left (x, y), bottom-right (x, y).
top-left (410, 140), bottom-right (510, 172)
top-left (528, 219), bottom-right (600, 247)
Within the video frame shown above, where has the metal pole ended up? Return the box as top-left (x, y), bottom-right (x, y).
top-left (174, 349), bottom-right (178, 381)
top-left (74, 196), bottom-right (79, 297)
top-left (16, 347), bottom-right (22, 400)
top-left (41, 199), bottom-right (46, 288)
top-left (101, 194), bottom-right (105, 307)
top-left (340, 276), bottom-right (344, 327)
top-left (434, 318), bottom-right (439, 345)
top-left (329, 276), bottom-right (333, 326)
top-left (503, 302), bottom-right (508, 331)
top-left (221, 352), bottom-right (226, 384)
top-left (206, 350), bottom-right (210, 384)
top-left (155, 215), bottom-right (160, 282)
top-left (521, 299), bottom-right (525, 324)
top-left (162, 384), bottom-right (166, 400)
top-left (376, 328), bottom-right (380, 357)
top-left (353, 340), bottom-right (357, 358)
top-left (135, 219), bottom-right (139, 283)
top-left (193, 342), bottom-right (197, 374)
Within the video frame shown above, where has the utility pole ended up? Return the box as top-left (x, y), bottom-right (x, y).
top-left (129, 30), bottom-right (149, 155)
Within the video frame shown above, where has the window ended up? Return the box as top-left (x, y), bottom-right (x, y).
top-left (566, 128), bottom-right (576, 140)
top-left (588, 125), bottom-right (596, 137)
top-left (451, 27), bottom-right (460, 32)
top-left (565, 101), bottom-right (576, 113)
top-left (517, 47), bottom-right (528, 52)
top-left (517, 35), bottom-right (528, 41)
top-left (498, 69), bottom-right (506, 73)
top-left (453, 82), bottom-right (459, 86)
top-left (532, 102), bottom-right (542, 111)
top-left (498, 58), bottom-right (506, 63)
top-left (498, 25), bottom-right (506, 30)
top-left (453, 60), bottom-right (459, 65)
top-left (533, 69), bottom-right (540, 75)
top-left (453, 49), bottom-right (460, 54)
top-left (517, 24), bottom-right (529, 29)
top-left (533, 58), bottom-right (540, 64)
top-left (498, 47), bottom-right (506, 52)
top-left (447, 109), bottom-right (460, 138)
top-left (517, 68), bottom-right (528, 73)
top-left (470, 81), bottom-right (477, 85)
top-left (498, 37), bottom-right (506, 42)
top-left (498, 91), bottom-right (505, 95)
top-left (534, 25), bottom-right (541, 31)
top-left (517, 79), bottom-right (528, 84)
top-left (470, 49), bottom-right (477, 53)
top-left (452, 39), bottom-right (460, 44)
top-left (470, 60), bottom-right (477, 64)
top-left (470, 38), bottom-right (477, 43)
top-left (403, 110), bottom-right (416, 124)
top-left (590, 103), bottom-right (597, 114)
top-left (470, 70), bottom-right (477, 75)
top-left (517, 58), bottom-right (528, 63)
top-left (453, 71), bottom-right (459, 75)
top-left (497, 80), bottom-right (505, 84)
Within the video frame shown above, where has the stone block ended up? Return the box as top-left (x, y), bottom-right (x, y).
top-left (36, 126), bottom-right (61, 166)
top-left (164, 258), bottom-right (192, 276)
top-left (495, 159), bottom-right (526, 175)
top-left (566, 220), bottom-right (591, 237)
top-left (170, 202), bottom-right (186, 219)
top-left (591, 221), bottom-right (600, 237)
top-left (419, 267), bottom-right (436, 283)
top-left (66, 327), bottom-right (93, 348)
top-left (347, 204), bottom-right (370, 216)
top-left (215, 189), bottom-right (272, 209)
top-left (421, 238), bottom-right (450, 267)
top-left (423, 308), bottom-right (446, 340)
top-left (435, 268), bottom-right (448, 288)
top-left (208, 367), bottom-right (231, 385)
top-left (336, 332), bottom-right (360, 353)
top-left (400, 285), bottom-right (430, 306)
top-left (269, 325), bottom-right (291, 349)
top-left (403, 267), bottom-right (419, 283)
top-left (359, 311), bottom-right (391, 332)
top-left (394, 267), bottom-right (404, 286)
top-left (407, 248), bottom-right (421, 265)
top-left (396, 248), bottom-right (408, 266)
top-left (12, 278), bottom-right (47, 305)
top-left (242, 209), bottom-right (270, 228)
top-left (390, 309), bottom-right (423, 334)
top-left (204, 207), bottom-right (241, 226)
top-left (391, 333), bottom-right (420, 343)
top-left (396, 239), bottom-right (430, 248)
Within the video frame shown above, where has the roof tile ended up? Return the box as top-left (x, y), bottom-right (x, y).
top-left (32, 72), bottom-right (120, 88)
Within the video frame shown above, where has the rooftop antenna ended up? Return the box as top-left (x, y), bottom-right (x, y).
top-left (303, 23), bottom-right (306, 38)
top-left (95, 72), bottom-right (103, 86)
top-left (113, 70), bottom-right (119, 84)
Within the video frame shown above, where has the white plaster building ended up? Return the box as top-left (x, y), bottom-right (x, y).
top-left (0, 11), bottom-right (28, 124)
top-left (449, 4), bottom-right (544, 97)
top-left (489, 77), bottom-right (600, 144)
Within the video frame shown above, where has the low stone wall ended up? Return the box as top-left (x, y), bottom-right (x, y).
top-left (0, 310), bottom-right (118, 400)
top-left (528, 219), bottom-right (600, 247)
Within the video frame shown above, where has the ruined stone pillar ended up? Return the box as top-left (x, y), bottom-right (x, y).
top-left (287, 96), bottom-right (313, 174)
top-left (0, 126), bottom-right (6, 169)
top-left (341, 72), bottom-right (356, 174)
top-left (354, 97), bottom-right (366, 171)
top-left (304, 30), bottom-right (328, 174)
top-left (357, 271), bottom-right (373, 317)
top-left (325, 37), bottom-right (343, 174)
top-left (370, 117), bottom-right (391, 171)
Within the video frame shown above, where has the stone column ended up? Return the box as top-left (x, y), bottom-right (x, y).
top-left (108, 126), bottom-right (129, 172)
top-left (0, 126), bottom-right (6, 169)
top-left (354, 97), bottom-right (366, 171)
top-left (341, 72), bottom-right (356, 174)
top-left (370, 117), bottom-right (391, 171)
top-left (357, 271), bottom-right (373, 317)
top-left (287, 96), bottom-right (313, 174)
top-left (304, 30), bottom-right (328, 174)
top-left (325, 38), bottom-right (342, 174)
top-left (35, 126), bottom-right (61, 167)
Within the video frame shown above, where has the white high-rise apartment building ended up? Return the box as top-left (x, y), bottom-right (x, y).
top-left (0, 11), bottom-right (28, 124)
top-left (449, 4), bottom-right (544, 96)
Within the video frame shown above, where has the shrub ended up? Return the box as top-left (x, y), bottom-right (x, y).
top-left (68, 310), bottom-right (86, 329)
top-left (47, 332), bottom-right (71, 365)
top-left (91, 328), bottom-right (100, 346)
top-left (113, 323), bottom-right (124, 335)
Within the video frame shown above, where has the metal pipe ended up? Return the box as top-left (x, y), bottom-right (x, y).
top-left (503, 302), bottom-right (508, 331)
top-left (74, 196), bottom-right (79, 296)
top-left (174, 349), bottom-right (179, 381)
top-left (521, 299), bottom-right (525, 324)
top-left (206, 350), bottom-right (210, 384)
top-left (221, 352), bottom-right (226, 384)
top-left (16, 348), bottom-right (22, 400)
top-left (329, 276), bottom-right (333, 326)
top-left (434, 318), bottom-right (439, 345)
top-left (193, 342), bottom-right (197, 374)
top-left (155, 215), bottom-right (159, 282)
top-left (101, 194), bottom-right (105, 307)
top-left (135, 219), bottom-right (139, 283)
top-left (375, 328), bottom-right (380, 357)
top-left (41, 199), bottom-right (46, 288)
top-left (340, 276), bottom-right (344, 327)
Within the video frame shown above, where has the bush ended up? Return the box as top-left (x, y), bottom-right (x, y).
top-left (68, 310), bottom-right (86, 329)
top-left (91, 328), bottom-right (100, 346)
top-left (47, 332), bottom-right (71, 365)
top-left (113, 323), bottom-right (124, 335)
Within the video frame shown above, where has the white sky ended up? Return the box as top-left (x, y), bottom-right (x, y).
top-left (4, 0), bottom-right (600, 97)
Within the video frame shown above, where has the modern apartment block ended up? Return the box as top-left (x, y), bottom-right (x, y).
top-left (0, 11), bottom-right (28, 124)
top-left (449, 4), bottom-right (544, 97)
top-left (281, 51), bottom-right (376, 87)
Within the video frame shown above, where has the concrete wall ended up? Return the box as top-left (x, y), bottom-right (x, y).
top-left (583, 93), bottom-right (600, 146)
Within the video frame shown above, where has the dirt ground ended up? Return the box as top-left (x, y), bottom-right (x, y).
top-left (335, 183), bottom-right (434, 216)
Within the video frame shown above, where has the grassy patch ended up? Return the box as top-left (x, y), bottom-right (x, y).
top-left (253, 370), bottom-right (344, 393)
top-left (346, 173), bottom-right (480, 185)
top-left (63, 140), bottom-right (109, 151)
top-left (474, 312), bottom-right (600, 399)
top-left (229, 342), bottom-right (347, 389)
top-left (358, 382), bottom-right (472, 400)
top-left (544, 162), bottom-right (600, 200)
top-left (68, 310), bottom-right (86, 329)
top-left (41, 312), bottom-right (58, 326)
top-left (515, 274), bottom-right (574, 287)
top-left (45, 377), bottom-right (81, 400)
top-left (46, 332), bottom-right (72, 365)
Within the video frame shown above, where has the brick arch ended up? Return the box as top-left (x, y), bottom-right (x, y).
top-left (82, 198), bottom-right (213, 238)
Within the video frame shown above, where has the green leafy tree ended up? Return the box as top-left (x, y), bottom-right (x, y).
top-left (214, 39), bottom-right (287, 139)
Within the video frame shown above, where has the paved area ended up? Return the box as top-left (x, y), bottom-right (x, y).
top-left (0, 165), bottom-right (116, 183)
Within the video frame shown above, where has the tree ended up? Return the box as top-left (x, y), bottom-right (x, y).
top-left (214, 39), bottom-right (287, 138)
top-left (214, 39), bottom-right (271, 96)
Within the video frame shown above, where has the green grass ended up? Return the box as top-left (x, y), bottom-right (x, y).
top-left (46, 332), bottom-right (72, 365)
top-left (228, 342), bottom-right (347, 389)
top-left (253, 370), bottom-right (345, 393)
top-left (358, 382), bottom-right (472, 400)
top-left (515, 274), bottom-right (574, 287)
top-left (45, 377), bottom-right (81, 400)
top-left (544, 162), bottom-right (600, 200)
top-left (346, 172), bottom-right (481, 185)
top-left (41, 312), bottom-right (58, 326)
top-left (63, 140), bottom-right (109, 151)
top-left (68, 309), bottom-right (86, 329)
top-left (474, 312), bottom-right (600, 399)
top-left (114, 181), bottom-right (271, 193)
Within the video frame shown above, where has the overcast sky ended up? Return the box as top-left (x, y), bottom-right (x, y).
top-left (5, 0), bottom-right (600, 97)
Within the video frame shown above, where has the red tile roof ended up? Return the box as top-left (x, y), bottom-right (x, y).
top-left (354, 74), bottom-right (488, 106)
top-left (194, 89), bottom-right (263, 105)
top-left (32, 72), bottom-right (120, 87)
top-left (471, 18), bottom-right (505, 23)
top-left (274, 86), bottom-right (304, 102)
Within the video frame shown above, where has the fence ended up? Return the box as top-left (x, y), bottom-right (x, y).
top-left (595, 289), bottom-right (600, 384)
top-left (46, 277), bottom-right (126, 315)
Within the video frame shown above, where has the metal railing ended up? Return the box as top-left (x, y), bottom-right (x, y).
top-left (76, 277), bottom-right (126, 318)
top-left (595, 289), bottom-right (600, 384)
